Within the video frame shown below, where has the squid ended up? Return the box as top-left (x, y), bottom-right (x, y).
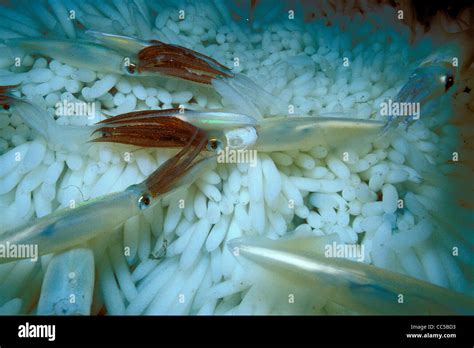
top-left (382, 46), bottom-right (460, 132)
top-left (0, 124), bottom-right (216, 264)
top-left (3, 34), bottom-right (231, 84)
top-left (2, 31), bottom-right (284, 118)
top-left (92, 108), bottom-right (386, 154)
top-left (228, 234), bottom-right (474, 315)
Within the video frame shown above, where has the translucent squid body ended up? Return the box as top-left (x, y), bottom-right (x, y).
top-left (91, 108), bottom-right (260, 151)
top-left (0, 126), bottom-right (216, 264)
top-left (229, 235), bottom-right (474, 315)
top-left (1, 86), bottom-right (260, 154)
top-left (3, 33), bottom-right (233, 84)
top-left (2, 32), bottom-right (284, 118)
top-left (84, 31), bottom-right (234, 84)
top-left (382, 47), bottom-right (459, 132)
top-left (92, 107), bottom-right (386, 154)
top-left (85, 31), bottom-right (281, 117)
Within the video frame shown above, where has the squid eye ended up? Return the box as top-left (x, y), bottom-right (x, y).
top-left (127, 63), bottom-right (137, 75)
top-left (445, 75), bottom-right (454, 91)
top-left (138, 193), bottom-right (152, 210)
top-left (2, 104), bottom-right (10, 111)
top-left (206, 139), bottom-right (223, 152)
top-left (123, 61), bottom-right (138, 76)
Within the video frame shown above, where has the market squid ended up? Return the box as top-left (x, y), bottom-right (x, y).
top-left (92, 108), bottom-right (259, 151)
top-left (84, 31), bottom-right (285, 118)
top-left (0, 127), bottom-right (217, 264)
top-left (2, 32), bottom-right (233, 83)
top-left (84, 30), bottom-right (234, 84)
top-left (2, 32), bottom-right (284, 118)
top-left (382, 46), bottom-right (460, 132)
top-left (93, 107), bottom-right (386, 154)
top-left (228, 235), bottom-right (474, 315)
top-left (0, 85), bottom-right (262, 153)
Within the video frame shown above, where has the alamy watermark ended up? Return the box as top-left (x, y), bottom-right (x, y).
top-left (217, 147), bottom-right (257, 167)
top-left (0, 242), bottom-right (38, 262)
top-left (55, 100), bottom-right (95, 119)
top-left (324, 242), bottom-right (364, 262)
top-left (380, 99), bottom-right (420, 120)
top-left (18, 322), bottom-right (55, 341)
